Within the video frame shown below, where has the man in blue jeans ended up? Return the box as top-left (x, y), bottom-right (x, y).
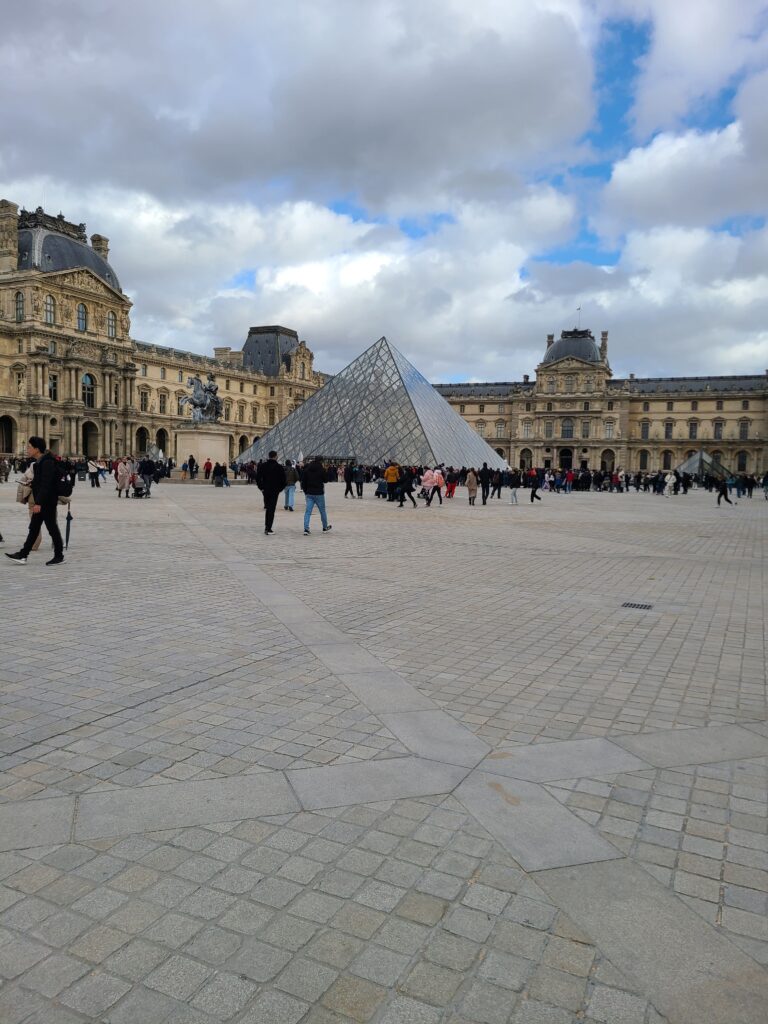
top-left (300, 456), bottom-right (332, 535)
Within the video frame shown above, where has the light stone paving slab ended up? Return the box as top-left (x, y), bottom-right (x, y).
top-left (535, 858), bottom-right (768, 1024)
top-left (481, 737), bottom-right (652, 782)
top-left (337, 670), bottom-right (436, 713)
top-left (455, 770), bottom-right (623, 871)
top-left (75, 773), bottom-right (299, 840)
top-left (614, 724), bottom-right (768, 768)
top-left (286, 757), bottom-right (469, 809)
top-left (379, 710), bottom-right (491, 768)
top-left (0, 796), bottom-right (75, 851)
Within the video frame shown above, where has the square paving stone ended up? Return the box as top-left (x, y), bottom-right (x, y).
top-left (377, 917), bottom-right (430, 955)
top-left (492, 921), bottom-right (549, 961)
top-left (415, 870), bottom-right (464, 900)
top-left (527, 966), bottom-right (587, 1012)
top-left (350, 945), bottom-right (411, 986)
top-left (261, 913), bottom-right (319, 951)
top-left (227, 939), bottom-right (292, 982)
top-left (478, 950), bottom-right (533, 991)
top-left (105, 938), bottom-right (171, 980)
top-left (377, 996), bottom-right (443, 1024)
top-left (59, 970), bottom-right (132, 1016)
top-left (318, 869), bottom-right (366, 897)
top-left (424, 930), bottom-right (479, 971)
top-left (444, 906), bottom-right (495, 943)
top-left (587, 984), bottom-right (648, 1024)
top-left (104, 984), bottom-right (182, 1024)
top-left (541, 935), bottom-right (595, 977)
top-left (68, 924), bottom-right (131, 962)
top-left (191, 972), bottom-right (259, 1018)
top-left (401, 961), bottom-right (464, 1006)
top-left (307, 929), bottom-right (366, 968)
top-left (333, 902), bottom-right (386, 938)
top-left (460, 980), bottom-right (518, 1024)
top-left (30, 908), bottom-right (90, 946)
top-left (145, 954), bottom-right (213, 999)
top-left (251, 877), bottom-right (303, 908)
top-left (278, 856), bottom-right (324, 884)
top-left (144, 912), bottom-right (206, 947)
top-left (239, 989), bottom-right (308, 1024)
top-left (291, 892), bottom-right (345, 923)
top-left (218, 900), bottom-right (275, 935)
top-left (510, 999), bottom-right (574, 1024)
top-left (322, 975), bottom-right (387, 1021)
top-left (18, 952), bottom-right (89, 996)
top-left (276, 956), bottom-right (338, 1000)
top-left (462, 884), bottom-right (510, 915)
top-left (396, 893), bottom-right (446, 925)
top-left (183, 926), bottom-right (243, 964)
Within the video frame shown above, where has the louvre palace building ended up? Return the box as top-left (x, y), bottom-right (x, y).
top-left (0, 197), bottom-right (766, 474)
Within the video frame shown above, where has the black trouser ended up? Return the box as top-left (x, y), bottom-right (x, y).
top-left (531, 487), bottom-right (541, 502)
top-left (481, 484), bottom-right (490, 504)
top-left (717, 491), bottom-right (732, 505)
top-left (21, 503), bottom-right (63, 557)
top-left (426, 486), bottom-right (442, 505)
top-left (89, 472), bottom-right (100, 488)
top-left (356, 482), bottom-right (363, 497)
top-left (399, 489), bottom-right (416, 507)
top-left (387, 482), bottom-right (397, 501)
top-left (491, 484), bottom-right (501, 499)
top-left (344, 480), bottom-right (354, 497)
top-left (264, 490), bottom-right (280, 531)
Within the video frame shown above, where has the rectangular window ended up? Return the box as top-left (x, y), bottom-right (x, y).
top-left (666, 401), bottom-right (673, 411)
top-left (49, 340), bottom-right (57, 355)
top-left (159, 393), bottom-right (167, 414)
top-left (642, 401), bottom-right (650, 412)
top-left (160, 367), bottom-right (166, 380)
top-left (581, 420), bottom-right (590, 439)
top-left (640, 421), bottom-right (649, 440)
top-left (742, 400), bottom-right (750, 410)
top-left (226, 379), bottom-right (231, 390)
top-left (240, 382), bottom-right (244, 393)
top-left (178, 370), bottom-right (183, 383)
top-left (17, 340), bottom-right (24, 354)
top-left (459, 404), bottom-right (465, 414)
top-left (689, 422), bottom-right (698, 440)
top-left (544, 421), bottom-right (553, 439)
top-left (268, 407), bottom-right (276, 425)
top-left (140, 391), bottom-right (148, 411)
top-left (739, 420), bottom-right (749, 440)
top-left (525, 402), bottom-right (532, 412)
top-left (583, 401), bottom-right (590, 411)
top-left (713, 421), bottom-right (723, 440)
top-left (48, 373), bottom-right (58, 402)
top-left (498, 403), bottom-right (504, 414)
top-left (691, 400), bottom-right (698, 411)
top-left (664, 422), bottom-right (673, 440)
top-left (607, 401), bottom-right (614, 411)
top-left (523, 422), bottom-right (532, 438)
top-left (253, 384), bottom-right (258, 394)
top-left (141, 364), bottom-right (147, 376)
top-left (496, 423), bottom-right (504, 438)
top-left (716, 399), bottom-right (723, 410)
top-left (476, 423), bottom-right (486, 437)
top-left (478, 404), bottom-right (485, 413)
top-left (177, 398), bottom-right (185, 415)
top-left (114, 384), bottom-right (119, 404)
top-left (269, 386), bottom-right (275, 397)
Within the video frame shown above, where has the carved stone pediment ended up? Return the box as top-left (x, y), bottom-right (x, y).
top-left (65, 338), bottom-right (102, 362)
top-left (46, 268), bottom-right (125, 301)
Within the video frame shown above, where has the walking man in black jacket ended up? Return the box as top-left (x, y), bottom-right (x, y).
top-left (6, 437), bottom-right (65, 565)
top-left (256, 451), bottom-right (287, 535)
top-left (478, 463), bottom-right (491, 505)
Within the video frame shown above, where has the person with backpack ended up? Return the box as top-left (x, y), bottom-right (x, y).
top-left (5, 437), bottom-right (66, 565)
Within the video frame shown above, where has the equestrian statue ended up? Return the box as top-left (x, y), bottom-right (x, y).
top-left (180, 373), bottom-right (223, 423)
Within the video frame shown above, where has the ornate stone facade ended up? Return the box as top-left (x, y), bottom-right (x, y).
top-left (0, 200), bottom-right (324, 460)
top-left (436, 329), bottom-right (768, 475)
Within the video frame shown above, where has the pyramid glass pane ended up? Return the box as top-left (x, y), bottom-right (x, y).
top-left (236, 337), bottom-right (507, 469)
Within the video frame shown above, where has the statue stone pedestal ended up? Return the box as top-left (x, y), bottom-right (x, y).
top-left (175, 425), bottom-right (230, 469)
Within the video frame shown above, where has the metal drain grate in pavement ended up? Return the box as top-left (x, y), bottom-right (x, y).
top-left (622, 602), bottom-right (653, 610)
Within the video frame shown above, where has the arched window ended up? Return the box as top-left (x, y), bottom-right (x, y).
top-left (81, 373), bottom-right (96, 408)
top-left (639, 450), bottom-right (649, 470)
top-left (77, 303), bottom-right (88, 332)
top-left (561, 418), bottom-right (574, 439)
top-left (107, 311), bottom-right (117, 338)
top-left (300, 362), bottom-right (306, 380)
top-left (15, 291), bottom-right (24, 322)
top-left (44, 295), bottom-right (55, 325)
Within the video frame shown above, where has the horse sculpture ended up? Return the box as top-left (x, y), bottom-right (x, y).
top-left (180, 374), bottom-right (223, 423)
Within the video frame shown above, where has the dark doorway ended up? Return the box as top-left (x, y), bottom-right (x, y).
top-left (82, 421), bottom-right (99, 458)
top-left (558, 448), bottom-right (573, 470)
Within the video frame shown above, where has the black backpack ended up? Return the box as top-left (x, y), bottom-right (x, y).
top-left (56, 469), bottom-right (75, 499)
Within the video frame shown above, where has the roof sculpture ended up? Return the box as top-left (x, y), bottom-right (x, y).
top-left (236, 337), bottom-right (508, 469)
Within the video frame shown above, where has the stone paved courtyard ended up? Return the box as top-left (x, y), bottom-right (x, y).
top-left (0, 477), bottom-right (767, 1023)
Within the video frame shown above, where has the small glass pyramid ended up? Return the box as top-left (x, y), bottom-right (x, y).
top-left (237, 337), bottom-right (508, 468)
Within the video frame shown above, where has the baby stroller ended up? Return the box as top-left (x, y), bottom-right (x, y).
top-left (132, 475), bottom-right (146, 498)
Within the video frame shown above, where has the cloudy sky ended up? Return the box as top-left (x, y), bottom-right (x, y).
top-left (3, 0), bottom-right (768, 381)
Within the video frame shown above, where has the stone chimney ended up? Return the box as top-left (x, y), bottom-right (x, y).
top-left (0, 200), bottom-right (19, 275)
top-left (91, 234), bottom-right (109, 260)
top-left (600, 330), bottom-right (608, 361)
top-left (523, 374), bottom-right (529, 383)
top-left (629, 373), bottom-right (635, 380)
top-left (546, 333), bottom-right (554, 349)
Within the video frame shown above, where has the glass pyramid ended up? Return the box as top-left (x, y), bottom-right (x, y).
top-left (676, 449), bottom-right (730, 478)
top-left (236, 337), bottom-right (508, 469)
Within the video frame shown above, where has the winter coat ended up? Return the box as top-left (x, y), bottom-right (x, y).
top-left (466, 470), bottom-right (478, 497)
top-left (116, 462), bottom-right (132, 488)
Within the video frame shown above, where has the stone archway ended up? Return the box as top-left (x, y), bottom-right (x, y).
top-left (82, 421), bottom-right (100, 458)
top-left (601, 448), bottom-right (615, 473)
top-left (0, 414), bottom-right (17, 454)
top-left (156, 429), bottom-right (169, 456)
top-left (136, 427), bottom-right (149, 453)
top-left (519, 448), bottom-right (532, 470)
top-left (558, 448), bottom-right (573, 470)
top-left (239, 434), bottom-right (249, 454)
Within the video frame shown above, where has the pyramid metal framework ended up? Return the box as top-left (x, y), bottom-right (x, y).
top-left (676, 449), bottom-right (730, 479)
top-left (236, 337), bottom-right (508, 469)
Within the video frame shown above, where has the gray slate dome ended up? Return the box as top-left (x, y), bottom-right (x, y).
top-left (16, 207), bottom-right (121, 292)
top-left (541, 329), bottom-right (600, 365)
